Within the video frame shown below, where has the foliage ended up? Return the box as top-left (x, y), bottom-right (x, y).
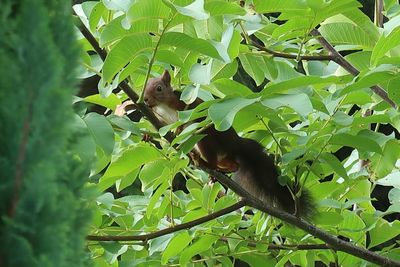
top-left (0, 1), bottom-right (92, 267)
top-left (75, 0), bottom-right (400, 266)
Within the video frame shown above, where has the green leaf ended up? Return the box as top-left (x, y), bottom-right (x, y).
top-left (388, 76), bottom-right (400, 105)
top-left (330, 133), bottom-right (382, 154)
top-left (262, 75), bottom-right (350, 95)
top-left (189, 62), bottom-right (212, 84)
top-left (368, 219), bottom-right (400, 248)
top-left (371, 140), bottom-right (400, 178)
top-left (83, 113), bottom-right (115, 155)
top-left (253, 0), bottom-right (306, 13)
top-left (99, 144), bottom-right (162, 191)
top-left (160, 32), bottom-right (221, 59)
top-left (163, 0), bottom-right (209, 20)
top-left (205, 1), bottom-right (245, 16)
top-left (209, 97), bottom-right (260, 131)
top-left (127, 0), bottom-right (171, 23)
top-left (147, 178), bottom-right (170, 218)
top-left (314, 211), bottom-right (344, 226)
top-left (99, 16), bottom-right (158, 47)
top-left (108, 115), bottom-right (141, 136)
top-left (261, 93), bottom-right (313, 118)
top-left (340, 67), bottom-right (398, 96)
top-left (103, 33), bottom-right (152, 82)
top-left (84, 93), bottom-right (121, 111)
top-left (116, 168), bottom-right (140, 192)
top-left (161, 231), bottom-right (193, 264)
top-left (319, 22), bottom-right (375, 49)
top-left (119, 54), bottom-right (149, 82)
top-left (320, 152), bottom-right (348, 179)
top-left (238, 252), bottom-right (277, 267)
top-left (377, 171), bottom-right (400, 188)
top-left (180, 235), bottom-right (219, 264)
top-left (238, 54), bottom-right (266, 86)
top-left (139, 159), bottom-right (171, 189)
top-left (213, 78), bottom-right (252, 97)
top-left (180, 134), bottom-right (206, 154)
top-left (156, 49), bottom-right (184, 67)
top-left (371, 26), bottom-right (400, 66)
top-left (338, 210), bottom-right (366, 241)
top-left (102, 243), bottom-right (128, 264)
top-left (89, 2), bottom-right (106, 33)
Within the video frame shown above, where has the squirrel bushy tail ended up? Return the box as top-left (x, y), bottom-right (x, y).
top-left (232, 138), bottom-right (315, 218)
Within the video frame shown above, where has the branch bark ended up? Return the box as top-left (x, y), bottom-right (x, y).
top-left (251, 40), bottom-right (333, 61)
top-left (205, 168), bottom-right (400, 267)
top-left (310, 29), bottom-right (397, 109)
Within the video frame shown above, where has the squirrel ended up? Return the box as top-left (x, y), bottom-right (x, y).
top-left (144, 70), bottom-right (314, 218)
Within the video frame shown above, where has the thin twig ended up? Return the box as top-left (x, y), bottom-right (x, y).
top-left (250, 39), bottom-right (333, 61)
top-left (87, 200), bottom-right (245, 241)
top-left (310, 29), bottom-right (396, 109)
top-left (139, 14), bottom-right (176, 103)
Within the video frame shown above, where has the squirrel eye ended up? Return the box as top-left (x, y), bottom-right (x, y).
top-left (156, 85), bottom-right (162, 92)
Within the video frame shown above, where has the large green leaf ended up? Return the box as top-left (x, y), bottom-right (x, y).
top-left (161, 231), bottom-right (193, 264)
top-left (238, 53), bottom-right (266, 86)
top-left (205, 1), bottom-right (245, 16)
top-left (180, 235), bottom-right (219, 264)
top-left (319, 152), bottom-right (348, 179)
top-left (253, 0), bottom-right (306, 12)
top-left (319, 22), bottom-right (376, 49)
top-left (84, 93), bottom-right (121, 111)
top-left (371, 26), bottom-right (400, 66)
top-left (103, 33), bottom-right (152, 82)
top-left (368, 219), bottom-right (400, 248)
top-left (330, 133), bottom-right (382, 154)
top-left (126, 0), bottom-right (171, 23)
top-left (160, 32), bottom-right (221, 59)
top-left (209, 97), bottom-right (260, 131)
top-left (371, 140), bottom-right (400, 178)
top-left (83, 113), bottom-right (115, 156)
top-left (262, 75), bottom-right (351, 96)
top-left (261, 93), bottom-right (313, 118)
top-left (99, 144), bottom-right (162, 191)
top-left (163, 0), bottom-right (209, 20)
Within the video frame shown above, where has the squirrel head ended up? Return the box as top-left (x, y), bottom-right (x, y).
top-left (144, 70), bottom-right (174, 107)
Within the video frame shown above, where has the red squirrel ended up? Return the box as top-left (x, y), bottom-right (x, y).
top-left (144, 70), bottom-right (314, 217)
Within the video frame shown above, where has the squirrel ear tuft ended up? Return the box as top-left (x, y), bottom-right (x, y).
top-left (161, 70), bottom-right (171, 85)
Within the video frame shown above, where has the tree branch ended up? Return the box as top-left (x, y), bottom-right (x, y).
top-left (251, 39), bottom-right (333, 61)
top-left (204, 168), bottom-right (400, 267)
top-left (310, 29), bottom-right (397, 109)
top-left (87, 200), bottom-right (246, 241)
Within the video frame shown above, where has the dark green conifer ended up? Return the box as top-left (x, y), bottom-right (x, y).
top-left (0, 1), bottom-right (91, 266)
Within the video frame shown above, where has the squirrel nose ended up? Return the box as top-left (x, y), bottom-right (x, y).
top-left (144, 97), bottom-right (148, 104)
